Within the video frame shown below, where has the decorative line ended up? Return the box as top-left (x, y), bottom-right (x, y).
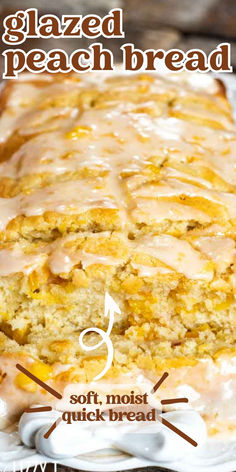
top-left (151, 372), bottom-right (169, 394)
top-left (25, 406), bottom-right (53, 413)
top-left (150, 372), bottom-right (197, 447)
top-left (44, 417), bottom-right (62, 439)
top-left (16, 363), bottom-right (62, 399)
top-left (158, 415), bottom-right (198, 447)
top-left (161, 398), bottom-right (189, 405)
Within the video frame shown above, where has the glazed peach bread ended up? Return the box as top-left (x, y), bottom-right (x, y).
top-left (0, 71), bottom-right (236, 434)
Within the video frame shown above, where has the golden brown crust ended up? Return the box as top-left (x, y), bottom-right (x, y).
top-left (215, 77), bottom-right (227, 97)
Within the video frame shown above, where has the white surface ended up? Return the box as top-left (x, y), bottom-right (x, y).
top-left (18, 408), bottom-right (206, 460)
top-left (219, 73), bottom-right (236, 120)
top-left (1, 423), bottom-right (236, 472)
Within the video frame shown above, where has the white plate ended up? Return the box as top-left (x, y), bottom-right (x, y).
top-left (219, 73), bottom-right (236, 119)
top-left (2, 429), bottom-right (236, 472)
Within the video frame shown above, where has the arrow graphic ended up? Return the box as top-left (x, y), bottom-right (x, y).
top-left (79, 292), bottom-right (121, 381)
top-left (104, 291), bottom-right (121, 336)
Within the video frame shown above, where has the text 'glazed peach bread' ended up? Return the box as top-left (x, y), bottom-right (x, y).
top-left (0, 71), bottom-right (236, 434)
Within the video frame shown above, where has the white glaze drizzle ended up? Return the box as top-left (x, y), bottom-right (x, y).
top-left (0, 72), bottom-right (235, 282)
top-left (0, 231), bottom-right (233, 281)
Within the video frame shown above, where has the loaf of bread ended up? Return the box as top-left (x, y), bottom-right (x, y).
top-left (0, 71), bottom-right (235, 435)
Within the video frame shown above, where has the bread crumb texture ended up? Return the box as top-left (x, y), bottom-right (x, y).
top-left (0, 71), bottom-right (235, 383)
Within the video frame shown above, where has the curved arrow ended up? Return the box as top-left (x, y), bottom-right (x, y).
top-left (79, 292), bottom-right (121, 381)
